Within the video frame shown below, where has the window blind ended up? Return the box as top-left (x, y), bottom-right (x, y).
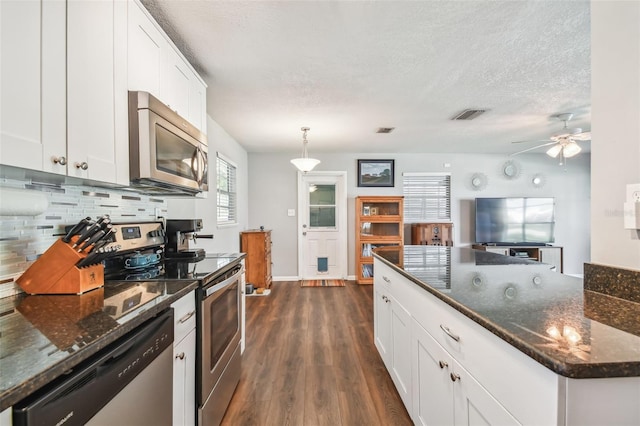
top-left (403, 172), bottom-right (451, 223)
top-left (217, 153), bottom-right (237, 225)
top-left (403, 246), bottom-right (451, 290)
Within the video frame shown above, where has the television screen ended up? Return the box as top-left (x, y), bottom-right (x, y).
top-left (475, 197), bottom-right (555, 244)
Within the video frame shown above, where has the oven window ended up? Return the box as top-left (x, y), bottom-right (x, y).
top-left (209, 282), bottom-right (239, 370)
top-left (155, 124), bottom-right (198, 180)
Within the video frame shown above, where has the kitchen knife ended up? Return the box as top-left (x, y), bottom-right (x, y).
top-left (77, 230), bottom-right (106, 252)
top-left (62, 217), bottom-right (92, 243)
top-left (72, 220), bottom-right (101, 248)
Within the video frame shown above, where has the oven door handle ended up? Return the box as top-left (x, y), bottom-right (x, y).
top-left (204, 268), bottom-right (243, 298)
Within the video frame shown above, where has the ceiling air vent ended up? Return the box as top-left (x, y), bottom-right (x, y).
top-left (376, 127), bottom-right (395, 134)
top-left (451, 109), bottom-right (487, 120)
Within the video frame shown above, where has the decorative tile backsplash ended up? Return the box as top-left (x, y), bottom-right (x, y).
top-left (0, 178), bottom-right (167, 297)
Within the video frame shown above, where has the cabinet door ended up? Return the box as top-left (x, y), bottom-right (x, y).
top-left (413, 321), bottom-right (455, 426)
top-left (1, 0), bottom-right (66, 174)
top-left (374, 286), bottom-right (392, 367)
top-left (67, 0), bottom-right (127, 184)
top-left (390, 294), bottom-right (413, 412)
top-left (539, 247), bottom-right (562, 272)
top-left (484, 248), bottom-right (509, 256)
top-left (165, 47), bottom-right (191, 118)
top-left (189, 77), bottom-right (207, 133)
top-left (173, 328), bottom-right (196, 426)
top-left (128, 0), bottom-right (166, 97)
top-left (453, 361), bottom-right (521, 426)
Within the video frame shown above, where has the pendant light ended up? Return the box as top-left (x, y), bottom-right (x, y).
top-left (290, 127), bottom-right (320, 172)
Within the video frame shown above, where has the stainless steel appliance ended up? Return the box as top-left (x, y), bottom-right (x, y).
top-left (165, 218), bottom-right (214, 259)
top-left (102, 220), bottom-right (244, 426)
top-left (198, 263), bottom-right (243, 426)
top-left (128, 91), bottom-right (208, 195)
top-left (12, 309), bottom-right (174, 425)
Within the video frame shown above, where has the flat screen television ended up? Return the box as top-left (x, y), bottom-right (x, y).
top-left (475, 197), bottom-right (555, 244)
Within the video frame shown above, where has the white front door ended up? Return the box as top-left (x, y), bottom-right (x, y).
top-left (297, 171), bottom-right (347, 280)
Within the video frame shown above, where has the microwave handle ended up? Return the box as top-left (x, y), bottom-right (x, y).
top-left (198, 148), bottom-right (208, 187)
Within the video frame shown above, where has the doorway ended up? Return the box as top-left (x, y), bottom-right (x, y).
top-left (297, 171), bottom-right (347, 280)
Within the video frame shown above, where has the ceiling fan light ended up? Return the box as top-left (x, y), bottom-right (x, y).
top-left (546, 144), bottom-right (563, 158)
top-left (563, 141), bottom-right (582, 158)
top-left (291, 127), bottom-right (320, 172)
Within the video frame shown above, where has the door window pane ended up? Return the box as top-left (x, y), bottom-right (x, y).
top-left (309, 184), bottom-right (336, 228)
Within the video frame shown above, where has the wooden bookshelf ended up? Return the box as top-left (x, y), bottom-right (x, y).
top-left (355, 196), bottom-right (404, 284)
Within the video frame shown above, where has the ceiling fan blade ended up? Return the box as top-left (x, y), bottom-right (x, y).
top-left (511, 142), bottom-right (557, 156)
top-left (571, 131), bottom-right (591, 141)
top-left (511, 139), bottom-right (553, 144)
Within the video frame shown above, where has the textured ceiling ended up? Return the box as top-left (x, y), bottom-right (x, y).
top-left (141, 0), bottom-right (591, 155)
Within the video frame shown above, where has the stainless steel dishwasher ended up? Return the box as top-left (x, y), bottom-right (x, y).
top-left (12, 309), bottom-right (174, 426)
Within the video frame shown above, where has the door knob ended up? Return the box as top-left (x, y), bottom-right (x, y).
top-left (302, 232), bottom-right (307, 236)
top-left (75, 162), bottom-right (88, 170)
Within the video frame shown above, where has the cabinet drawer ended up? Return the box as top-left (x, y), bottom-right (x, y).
top-left (171, 291), bottom-right (196, 343)
top-left (409, 287), bottom-right (559, 425)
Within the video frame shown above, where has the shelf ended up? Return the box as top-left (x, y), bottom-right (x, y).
top-left (355, 196), bottom-right (403, 284)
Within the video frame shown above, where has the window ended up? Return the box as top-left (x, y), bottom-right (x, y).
top-left (403, 172), bottom-right (451, 222)
top-left (217, 153), bottom-right (237, 225)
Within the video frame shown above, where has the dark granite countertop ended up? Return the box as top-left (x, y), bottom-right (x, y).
top-left (0, 280), bottom-right (198, 411)
top-left (374, 246), bottom-right (640, 379)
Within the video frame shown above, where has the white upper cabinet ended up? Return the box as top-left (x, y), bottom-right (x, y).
top-left (0, 0), bottom-right (66, 175)
top-left (67, 0), bottom-right (128, 185)
top-left (127, 0), bottom-right (207, 134)
top-left (128, 0), bottom-right (166, 98)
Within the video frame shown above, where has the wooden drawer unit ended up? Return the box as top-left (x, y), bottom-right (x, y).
top-left (240, 230), bottom-right (272, 288)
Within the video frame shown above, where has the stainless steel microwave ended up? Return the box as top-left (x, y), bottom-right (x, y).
top-left (128, 91), bottom-right (208, 195)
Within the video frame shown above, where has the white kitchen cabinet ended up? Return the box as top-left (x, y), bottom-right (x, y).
top-left (412, 321), bottom-right (519, 426)
top-left (127, 0), bottom-right (166, 98)
top-left (374, 268), bottom-right (412, 412)
top-left (127, 0), bottom-right (207, 134)
top-left (0, 0), bottom-right (66, 175)
top-left (67, 0), bottom-right (128, 185)
top-left (172, 291), bottom-right (197, 426)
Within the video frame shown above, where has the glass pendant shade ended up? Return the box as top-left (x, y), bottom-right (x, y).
top-left (290, 157), bottom-right (321, 172)
top-left (546, 144), bottom-right (563, 158)
top-left (291, 127), bottom-right (320, 172)
top-left (562, 141), bottom-right (582, 158)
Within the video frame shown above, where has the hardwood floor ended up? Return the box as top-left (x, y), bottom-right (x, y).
top-left (222, 281), bottom-right (412, 426)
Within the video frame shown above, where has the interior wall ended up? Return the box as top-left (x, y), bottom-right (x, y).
top-left (591, 1), bottom-right (640, 270)
top-left (167, 116), bottom-right (249, 254)
top-left (248, 152), bottom-right (590, 278)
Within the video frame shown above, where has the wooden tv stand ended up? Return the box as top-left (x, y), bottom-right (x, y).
top-left (472, 244), bottom-right (563, 273)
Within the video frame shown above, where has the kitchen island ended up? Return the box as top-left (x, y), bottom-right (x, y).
top-left (373, 246), bottom-right (640, 425)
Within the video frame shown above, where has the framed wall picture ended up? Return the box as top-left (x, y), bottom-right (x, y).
top-left (357, 159), bottom-right (395, 187)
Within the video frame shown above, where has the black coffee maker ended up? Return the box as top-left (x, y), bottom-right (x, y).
top-left (164, 219), bottom-right (213, 259)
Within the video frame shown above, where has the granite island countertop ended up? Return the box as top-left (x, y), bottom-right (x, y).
top-left (0, 279), bottom-right (198, 411)
top-left (374, 246), bottom-right (640, 379)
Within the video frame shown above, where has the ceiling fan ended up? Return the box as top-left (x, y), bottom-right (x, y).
top-left (511, 113), bottom-right (591, 165)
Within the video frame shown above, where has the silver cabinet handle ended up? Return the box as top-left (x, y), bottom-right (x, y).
top-left (175, 352), bottom-right (185, 360)
top-left (440, 324), bottom-right (460, 342)
top-left (179, 310), bottom-right (195, 323)
top-left (75, 162), bottom-right (88, 170)
top-left (450, 372), bottom-right (460, 382)
top-left (382, 276), bottom-right (391, 283)
top-left (438, 360), bottom-right (448, 369)
top-left (52, 156), bottom-right (67, 165)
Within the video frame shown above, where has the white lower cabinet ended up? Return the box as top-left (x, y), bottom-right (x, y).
top-left (172, 292), bottom-right (196, 426)
top-left (374, 272), bottom-right (412, 412)
top-left (374, 258), bottom-right (640, 426)
top-left (413, 321), bottom-right (519, 426)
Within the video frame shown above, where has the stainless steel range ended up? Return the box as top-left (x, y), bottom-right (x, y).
top-left (102, 220), bottom-right (245, 426)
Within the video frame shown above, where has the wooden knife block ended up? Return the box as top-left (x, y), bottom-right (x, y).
top-left (16, 239), bottom-right (104, 295)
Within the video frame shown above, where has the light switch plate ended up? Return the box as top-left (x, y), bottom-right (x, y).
top-left (287, 209), bottom-right (295, 217)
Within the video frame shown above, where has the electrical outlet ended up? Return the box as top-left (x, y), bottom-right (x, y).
top-left (626, 184), bottom-right (640, 201)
